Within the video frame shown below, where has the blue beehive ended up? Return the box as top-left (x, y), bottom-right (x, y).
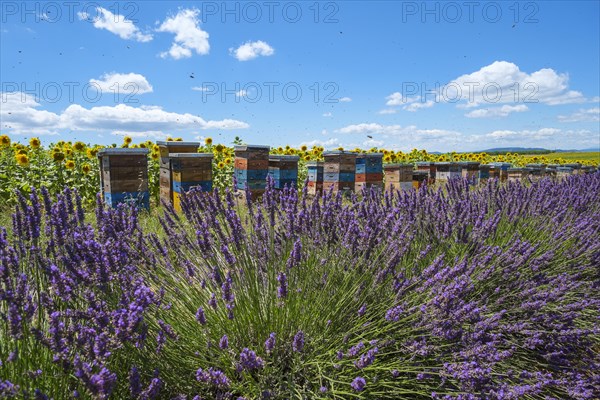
top-left (234, 145), bottom-right (270, 195)
top-left (98, 148), bottom-right (150, 210)
top-left (269, 155), bottom-right (299, 189)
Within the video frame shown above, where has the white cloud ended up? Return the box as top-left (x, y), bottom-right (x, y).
top-left (465, 104), bottom-right (529, 118)
top-left (192, 86), bottom-right (210, 92)
top-left (339, 97), bottom-right (352, 102)
top-left (230, 40), bottom-right (274, 61)
top-left (78, 7), bottom-right (152, 42)
top-left (236, 90), bottom-right (247, 98)
top-left (322, 112), bottom-right (333, 117)
top-left (558, 107), bottom-right (600, 123)
top-left (336, 123), bottom-right (459, 140)
top-left (378, 109), bottom-right (397, 115)
top-left (363, 139), bottom-right (384, 147)
top-left (0, 92), bottom-right (248, 136)
top-left (157, 9), bottom-right (209, 59)
top-left (385, 61), bottom-right (591, 111)
top-left (403, 100), bottom-right (435, 112)
top-left (89, 72), bottom-right (153, 95)
top-left (300, 138), bottom-right (340, 148)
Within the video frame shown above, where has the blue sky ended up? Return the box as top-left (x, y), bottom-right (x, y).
top-left (1, 1), bottom-right (599, 151)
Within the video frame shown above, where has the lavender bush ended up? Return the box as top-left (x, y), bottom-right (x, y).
top-left (1, 175), bottom-right (599, 399)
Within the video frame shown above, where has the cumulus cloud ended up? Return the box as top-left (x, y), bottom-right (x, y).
top-left (230, 41), bottom-right (274, 61)
top-left (157, 9), bottom-right (209, 59)
top-left (378, 109), bottom-right (397, 115)
top-left (385, 61), bottom-right (591, 114)
top-left (78, 7), bottom-right (152, 42)
top-left (89, 72), bottom-right (153, 95)
top-left (0, 92), bottom-right (248, 136)
top-left (339, 97), bottom-right (352, 102)
top-left (322, 112), bottom-right (333, 117)
top-left (465, 104), bottom-right (529, 118)
top-left (558, 107), bottom-right (600, 122)
top-left (300, 138), bottom-right (340, 148)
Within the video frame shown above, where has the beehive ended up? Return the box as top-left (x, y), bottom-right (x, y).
top-left (268, 155), bottom-right (299, 189)
top-left (355, 153), bottom-right (383, 192)
top-left (306, 161), bottom-right (324, 195)
top-left (412, 171), bottom-right (429, 189)
top-left (564, 163), bottom-right (582, 175)
top-left (156, 141), bottom-right (200, 205)
top-left (383, 163), bottom-right (413, 192)
top-left (489, 162), bottom-right (511, 181)
top-left (507, 168), bottom-right (528, 181)
top-left (556, 166), bottom-right (574, 177)
top-left (323, 151), bottom-right (356, 193)
top-left (98, 148), bottom-right (149, 209)
top-left (435, 162), bottom-right (461, 182)
top-left (479, 164), bottom-right (491, 181)
top-left (581, 165), bottom-right (597, 174)
top-left (459, 162), bottom-right (480, 185)
top-left (169, 153), bottom-right (213, 212)
top-left (525, 163), bottom-right (546, 177)
top-left (415, 162), bottom-right (436, 184)
top-left (234, 145), bottom-right (270, 197)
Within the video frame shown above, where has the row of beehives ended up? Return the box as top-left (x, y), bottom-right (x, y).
top-left (97, 143), bottom-right (597, 209)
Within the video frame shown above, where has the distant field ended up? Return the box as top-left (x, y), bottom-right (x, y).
top-left (524, 152), bottom-right (600, 163)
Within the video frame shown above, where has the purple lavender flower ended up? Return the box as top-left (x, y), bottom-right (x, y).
top-left (351, 377), bottom-right (366, 391)
top-left (385, 305), bottom-right (403, 322)
top-left (292, 330), bottom-right (305, 352)
top-left (208, 293), bottom-right (218, 309)
top-left (219, 334), bottom-right (229, 349)
top-left (195, 307), bottom-right (206, 325)
top-left (239, 348), bottom-right (265, 371)
top-left (277, 272), bottom-right (288, 298)
top-left (196, 368), bottom-right (230, 388)
top-left (265, 333), bottom-right (276, 352)
top-left (358, 303), bottom-right (366, 317)
top-left (320, 386), bottom-right (328, 393)
top-left (355, 347), bottom-right (378, 369)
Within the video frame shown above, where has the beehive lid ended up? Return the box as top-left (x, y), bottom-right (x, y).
top-left (98, 148), bottom-right (148, 156)
top-left (356, 153), bottom-right (384, 158)
top-left (323, 150), bottom-right (354, 156)
top-left (306, 161), bottom-right (324, 167)
top-left (269, 155), bottom-right (300, 161)
top-left (234, 145), bottom-right (270, 151)
top-left (416, 161), bottom-right (433, 166)
top-left (384, 163), bottom-right (413, 168)
top-left (156, 141), bottom-right (200, 147)
top-left (507, 168), bottom-right (523, 172)
top-left (169, 153), bottom-right (213, 158)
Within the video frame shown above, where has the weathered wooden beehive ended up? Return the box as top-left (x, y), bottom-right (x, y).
top-left (415, 162), bottom-right (436, 184)
top-left (435, 162), bottom-right (461, 182)
top-left (323, 151), bottom-right (356, 193)
top-left (525, 163), bottom-right (546, 177)
top-left (234, 145), bottom-right (270, 197)
top-left (268, 155), bottom-right (299, 189)
top-left (383, 163), bottom-right (413, 192)
top-left (157, 141), bottom-right (200, 205)
top-left (507, 168), bottom-right (529, 181)
top-left (459, 162), bottom-right (480, 184)
top-left (169, 153), bottom-right (213, 212)
top-left (98, 148), bottom-right (149, 209)
top-left (479, 164), bottom-right (491, 181)
top-left (306, 161), bottom-right (324, 195)
top-left (412, 171), bottom-right (429, 189)
top-left (564, 163), bottom-right (582, 174)
top-left (355, 153), bottom-right (383, 192)
top-left (556, 166), bottom-right (574, 177)
top-left (489, 162), bottom-right (511, 181)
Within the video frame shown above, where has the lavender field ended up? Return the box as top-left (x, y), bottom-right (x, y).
top-left (1, 175), bottom-right (599, 399)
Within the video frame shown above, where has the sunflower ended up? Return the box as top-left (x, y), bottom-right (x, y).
top-left (81, 163), bottom-right (91, 174)
top-left (224, 157), bottom-right (232, 165)
top-left (301, 145), bottom-right (308, 151)
top-left (217, 161), bottom-right (225, 169)
top-left (16, 154), bottom-right (29, 167)
top-left (215, 144), bottom-right (224, 153)
top-left (175, 138), bottom-right (183, 142)
top-left (0, 135), bottom-right (10, 147)
top-left (205, 137), bottom-right (213, 145)
top-left (65, 160), bottom-right (75, 169)
top-left (17, 149), bottom-right (28, 155)
top-left (29, 137), bottom-right (41, 149)
top-left (151, 152), bottom-right (159, 160)
top-left (74, 141), bottom-right (86, 152)
top-left (304, 155), bottom-right (311, 161)
top-left (123, 136), bottom-right (133, 145)
top-left (139, 143), bottom-right (147, 148)
top-left (65, 149), bottom-right (73, 156)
